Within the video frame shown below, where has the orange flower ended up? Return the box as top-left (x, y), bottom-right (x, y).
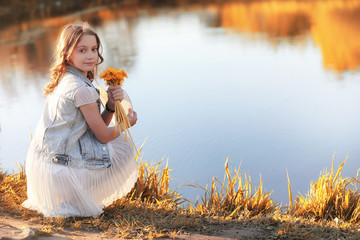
top-left (99, 68), bottom-right (127, 86)
top-left (98, 67), bottom-right (136, 151)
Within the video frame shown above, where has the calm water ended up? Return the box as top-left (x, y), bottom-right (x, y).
top-left (1, 0), bottom-right (360, 205)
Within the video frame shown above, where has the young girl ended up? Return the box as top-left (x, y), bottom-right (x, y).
top-left (22, 22), bottom-right (138, 217)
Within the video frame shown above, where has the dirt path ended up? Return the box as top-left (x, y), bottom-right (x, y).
top-left (0, 216), bottom-right (264, 240)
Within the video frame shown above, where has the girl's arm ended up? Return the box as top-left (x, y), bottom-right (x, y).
top-left (80, 103), bottom-right (138, 144)
top-left (101, 106), bottom-right (114, 126)
top-left (80, 103), bottom-right (121, 144)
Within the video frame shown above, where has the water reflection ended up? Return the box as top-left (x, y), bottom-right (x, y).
top-left (0, 1), bottom-right (359, 94)
top-left (1, 1), bottom-right (360, 91)
top-left (221, 0), bottom-right (360, 72)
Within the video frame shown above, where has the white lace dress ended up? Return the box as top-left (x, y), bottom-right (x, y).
top-left (22, 87), bottom-right (138, 217)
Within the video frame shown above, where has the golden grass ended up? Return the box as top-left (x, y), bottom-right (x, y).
top-left (1, 155), bottom-right (360, 239)
top-left (127, 140), bottom-right (183, 205)
top-left (129, 159), bottom-right (183, 206)
top-left (0, 163), bottom-right (42, 219)
top-left (189, 157), bottom-right (276, 219)
top-left (292, 155), bottom-right (360, 224)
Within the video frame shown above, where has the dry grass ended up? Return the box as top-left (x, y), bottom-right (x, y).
top-left (127, 140), bottom-right (184, 205)
top-left (189, 157), bottom-right (276, 219)
top-left (291, 155), bottom-right (360, 224)
top-left (0, 163), bottom-right (34, 217)
top-left (1, 156), bottom-right (360, 239)
top-left (129, 159), bottom-right (183, 206)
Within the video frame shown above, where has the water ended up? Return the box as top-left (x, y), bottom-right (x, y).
top-left (1, 0), bottom-right (360, 205)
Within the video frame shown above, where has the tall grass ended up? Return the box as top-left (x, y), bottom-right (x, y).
top-left (291, 155), bottom-right (360, 223)
top-left (129, 158), bottom-right (183, 206)
top-left (1, 153), bottom-right (360, 238)
top-left (190, 157), bottom-right (276, 219)
top-left (0, 163), bottom-right (32, 217)
top-left (127, 139), bottom-right (183, 205)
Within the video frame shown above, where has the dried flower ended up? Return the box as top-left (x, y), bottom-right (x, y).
top-left (99, 68), bottom-right (135, 150)
top-left (99, 68), bottom-right (127, 86)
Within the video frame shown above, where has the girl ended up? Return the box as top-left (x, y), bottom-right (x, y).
top-left (22, 22), bottom-right (138, 217)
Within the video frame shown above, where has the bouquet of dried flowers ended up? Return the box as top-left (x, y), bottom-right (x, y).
top-left (99, 68), bottom-right (135, 147)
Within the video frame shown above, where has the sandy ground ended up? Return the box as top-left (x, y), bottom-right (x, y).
top-left (0, 216), bottom-right (264, 240)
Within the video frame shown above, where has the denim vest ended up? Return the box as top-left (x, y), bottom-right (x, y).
top-left (27, 65), bottom-right (111, 169)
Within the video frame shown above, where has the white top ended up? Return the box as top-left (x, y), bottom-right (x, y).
top-left (74, 87), bottom-right (99, 107)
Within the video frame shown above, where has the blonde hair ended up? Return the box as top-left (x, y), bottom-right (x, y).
top-left (44, 22), bottom-right (104, 95)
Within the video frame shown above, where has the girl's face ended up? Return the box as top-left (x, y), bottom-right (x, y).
top-left (69, 34), bottom-right (98, 75)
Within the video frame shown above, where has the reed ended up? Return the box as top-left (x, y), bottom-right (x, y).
top-left (189, 157), bottom-right (276, 219)
top-left (292, 155), bottom-right (360, 223)
top-left (286, 169), bottom-right (293, 210)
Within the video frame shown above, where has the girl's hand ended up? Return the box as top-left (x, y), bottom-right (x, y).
top-left (107, 85), bottom-right (124, 109)
top-left (127, 108), bottom-right (138, 126)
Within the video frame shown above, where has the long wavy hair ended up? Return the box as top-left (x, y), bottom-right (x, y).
top-left (43, 22), bottom-right (104, 96)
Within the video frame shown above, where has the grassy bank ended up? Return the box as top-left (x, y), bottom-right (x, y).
top-left (0, 156), bottom-right (359, 239)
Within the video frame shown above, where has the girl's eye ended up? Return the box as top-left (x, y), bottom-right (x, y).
top-left (80, 49), bottom-right (86, 53)
top-left (92, 48), bottom-right (98, 52)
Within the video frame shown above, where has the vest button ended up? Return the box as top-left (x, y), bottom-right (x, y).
top-left (102, 147), bottom-right (107, 151)
top-left (53, 157), bottom-right (59, 163)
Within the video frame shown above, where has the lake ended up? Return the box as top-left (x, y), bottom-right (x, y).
top-left (0, 0), bottom-right (359, 205)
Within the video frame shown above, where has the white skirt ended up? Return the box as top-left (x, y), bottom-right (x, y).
top-left (22, 134), bottom-right (138, 217)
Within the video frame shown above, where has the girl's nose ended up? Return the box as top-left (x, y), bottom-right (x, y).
top-left (88, 51), bottom-right (97, 59)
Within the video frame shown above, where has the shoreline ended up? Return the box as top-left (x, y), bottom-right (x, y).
top-left (1, 157), bottom-right (359, 239)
